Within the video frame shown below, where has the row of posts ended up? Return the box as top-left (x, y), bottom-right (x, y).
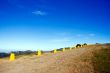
top-left (10, 47), bottom-right (74, 61)
top-left (9, 43), bottom-right (88, 61)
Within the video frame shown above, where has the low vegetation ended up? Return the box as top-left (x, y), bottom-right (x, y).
top-left (92, 48), bottom-right (110, 73)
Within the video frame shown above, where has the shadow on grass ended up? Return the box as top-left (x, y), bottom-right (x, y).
top-left (92, 48), bottom-right (110, 73)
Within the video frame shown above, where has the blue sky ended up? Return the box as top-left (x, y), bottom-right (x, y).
top-left (0, 0), bottom-right (110, 52)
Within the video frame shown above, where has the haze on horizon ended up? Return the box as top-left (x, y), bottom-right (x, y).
top-left (0, 0), bottom-right (110, 52)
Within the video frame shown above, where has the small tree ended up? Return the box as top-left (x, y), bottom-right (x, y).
top-left (83, 43), bottom-right (87, 46)
top-left (76, 44), bottom-right (81, 48)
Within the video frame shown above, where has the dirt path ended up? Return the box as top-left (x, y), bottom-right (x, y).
top-left (0, 45), bottom-right (108, 73)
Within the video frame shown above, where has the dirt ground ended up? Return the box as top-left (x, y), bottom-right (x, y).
top-left (0, 45), bottom-right (109, 73)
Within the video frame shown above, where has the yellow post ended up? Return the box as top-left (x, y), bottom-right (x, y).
top-left (9, 53), bottom-right (15, 61)
top-left (62, 48), bottom-right (65, 52)
top-left (54, 49), bottom-right (57, 54)
top-left (38, 50), bottom-right (41, 56)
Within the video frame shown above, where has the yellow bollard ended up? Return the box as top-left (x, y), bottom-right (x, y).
top-left (9, 53), bottom-right (15, 61)
top-left (62, 48), bottom-right (65, 52)
top-left (37, 50), bottom-right (41, 56)
top-left (54, 49), bottom-right (57, 54)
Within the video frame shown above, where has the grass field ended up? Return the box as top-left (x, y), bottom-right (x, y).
top-left (92, 48), bottom-right (110, 73)
top-left (0, 44), bottom-right (110, 73)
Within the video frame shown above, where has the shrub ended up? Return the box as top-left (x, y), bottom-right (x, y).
top-left (76, 44), bottom-right (81, 48)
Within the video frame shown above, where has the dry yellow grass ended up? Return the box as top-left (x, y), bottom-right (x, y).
top-left (0, 44), bottom-right (109, 73)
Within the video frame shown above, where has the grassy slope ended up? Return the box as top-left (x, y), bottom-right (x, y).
top-left (0, 44), bottom-right (110, 73)
top-left (92, 48), bottom-right (110, 73)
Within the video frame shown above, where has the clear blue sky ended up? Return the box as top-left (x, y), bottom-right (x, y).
top-left (0, 0), bottom-right (110, 52)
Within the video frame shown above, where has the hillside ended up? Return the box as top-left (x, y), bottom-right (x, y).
top-left (0, 44), bottom-right (110, 73)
